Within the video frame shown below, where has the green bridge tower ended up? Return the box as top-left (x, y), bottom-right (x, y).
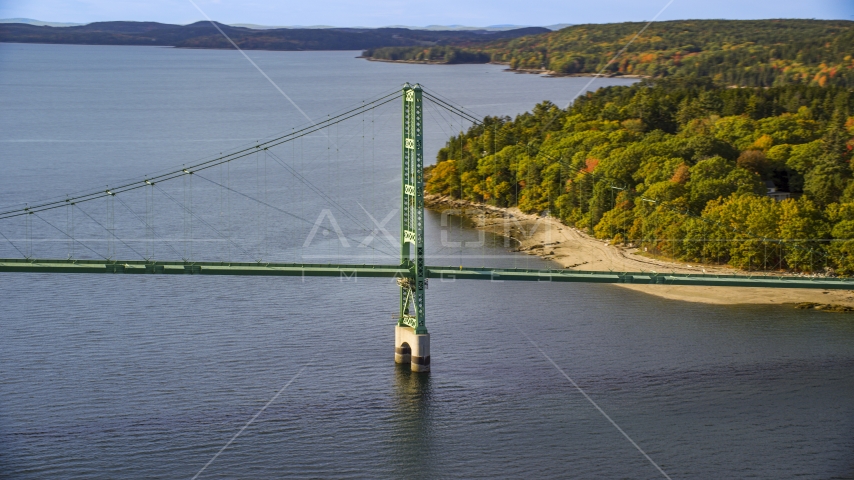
top-left (6, 82), bottom-right (849, 370)
top-left (395, 83), bottom-right (430, 372)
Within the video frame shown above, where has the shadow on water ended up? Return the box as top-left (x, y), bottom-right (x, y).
top-left (388, 363), bottom-right (433, 478)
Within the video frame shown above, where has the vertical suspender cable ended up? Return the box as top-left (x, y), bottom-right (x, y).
top-left (493, 123), bottom-right (497, 254)
top-left (71, 200), bottom-right (75, 259)
top-left (515, 142), bottom-right (519, 270)
top-left (256, 148), bottom-right (261, 261)
top-left (181, 171), bottom-right (189, 262)
top-left (300, 135), bottom-right (304, 259)
top-left (294, 129), bottom-right (297, 260)
top-left (217, 164), bottom-right (222, 261)
top-left (227, 159), bottom-right (231, 263)
top-left (335, 123), bottom-right (344, 263)
top-left (479, 118), bottom-right (484, 266)
top-left (66, 200), bottom-right (71, 259)
top-left (264, 148), bottom-right (269, 261)
top-left (110, 192), bottom-right (115, 259)
top-left (0, 216), bottom-right (24, 259)
top-left (372, 103), bottom-right (375, 218)
top-left (189, 170), bottom-right (194, 261)
top-left (219, 164), bottom-right (224, 261)
top-left (144, 183), bottom-right (149, 259)
top-left (105, 194), bottom-right (109, 259)
top-left (152, 181), bottom-right (156, 259)
top-left (327, 119), bottom-right (333, 262)
top-left (458, 116), bottom-right (463, 268)
top-left (110, 192), bottom-right (114, 259)
top-left (362, 101), bottom-right (365, 232)
top-left (27, 205), bottom-right (32, 258)
top-left (147, 181), bottom-right (152, 259)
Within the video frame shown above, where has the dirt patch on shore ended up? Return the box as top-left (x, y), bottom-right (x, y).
top-left (426, 194), bottom-right (854, 308)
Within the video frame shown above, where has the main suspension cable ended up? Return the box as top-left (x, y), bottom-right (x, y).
top-left (0, 91), bottom-right (402, 221)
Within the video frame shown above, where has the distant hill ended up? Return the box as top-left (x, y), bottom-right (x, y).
top-left (228, 24), bottom-right (338, 30)
top-left (0, 18), bottom-right (568, 31)
top-left (0, 18), bottom-right (83, 27)
top-left (229, 23), bottom-right (557, 31)
top-left (0, 20), bottom-right (550, 51)
top-left (364, 19), bottom-right (854, 87)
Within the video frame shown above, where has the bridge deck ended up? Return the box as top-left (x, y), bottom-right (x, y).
top-left (1, 258), bottom-right (851, 290)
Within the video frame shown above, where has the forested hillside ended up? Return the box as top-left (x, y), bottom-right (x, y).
top-left (0, 21), bottom-right (547, 51)
top-left (366, 19), bottom-right (854, 87)
top-left (425, 79), bottom-right (854, 273)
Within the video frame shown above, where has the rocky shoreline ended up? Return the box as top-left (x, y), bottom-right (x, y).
top-left (501, 66), bottom-right (647, 79)
top-left (425, 193), bottom-right (854, 309)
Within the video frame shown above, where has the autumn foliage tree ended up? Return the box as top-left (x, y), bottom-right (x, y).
top-left (425, 79), bottom-right (854, 273)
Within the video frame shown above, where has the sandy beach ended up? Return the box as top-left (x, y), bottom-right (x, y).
top-left (426, 194), bottom-right (854, 309)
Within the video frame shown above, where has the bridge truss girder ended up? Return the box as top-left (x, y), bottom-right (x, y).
top-left (1, 258), bottom-right (852, 290)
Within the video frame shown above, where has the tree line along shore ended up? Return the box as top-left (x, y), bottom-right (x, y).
top-left (364, 19), bottom-right (854, 88)
top-left (424, 193), bottom-right (854, 308)
top-left (370, 18), bottom-right (854, 281)
top-left (424, 78), bottom-right (854, 276)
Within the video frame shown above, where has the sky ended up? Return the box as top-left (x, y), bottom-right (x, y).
top-left (1, 0), bottom-right (852, 27)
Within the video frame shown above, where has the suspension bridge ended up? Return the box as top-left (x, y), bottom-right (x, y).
top-left (1, 83), bottom-right (852, 372)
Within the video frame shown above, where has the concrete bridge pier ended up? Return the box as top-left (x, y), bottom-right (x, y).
top-left (395, 325), bottom-right (430, 372)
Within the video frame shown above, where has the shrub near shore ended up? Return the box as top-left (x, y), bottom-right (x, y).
top-left (425, 79), bottom-right (854, 274)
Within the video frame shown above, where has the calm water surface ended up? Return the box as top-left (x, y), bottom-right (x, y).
top-left (1, 44), bottom-right (853, 479)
